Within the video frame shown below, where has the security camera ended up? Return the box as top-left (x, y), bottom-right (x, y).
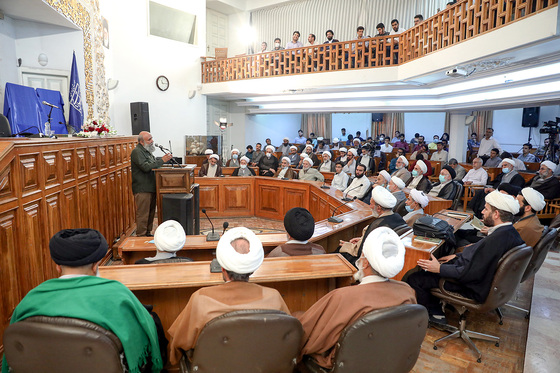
top-left (446, 68), bottom-right (468, 77)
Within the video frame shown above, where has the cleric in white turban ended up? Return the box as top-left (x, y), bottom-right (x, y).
top-left (168, 227), bottom-right (290, 364)
top-left (135, 220), bottom-right (191, 264)
top-left (514, 187), bottom-right (546, 248)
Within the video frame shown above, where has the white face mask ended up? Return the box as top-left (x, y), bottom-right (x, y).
top-left (275, 42), bottom-right (280, 48)
top-left (240, 164), bottom-right (247, 169)
top-left (232, 154), bottom-right (238, 159)
top-left (266, 153), bottom-right (271, 158)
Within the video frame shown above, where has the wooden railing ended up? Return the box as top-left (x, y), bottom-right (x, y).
top-left (201, 0), bottom-right (557, 83)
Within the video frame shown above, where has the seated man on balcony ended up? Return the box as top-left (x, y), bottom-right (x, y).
top-left (286, 31), bottom-right (303, 49)
top-left (414, 14), bottom-right (424, 26)
top-left (462, 157), bottom-right (488, 185)
top-left (258, 145), bottom-right (279, 176)
top-left (168, 227), bottom-right (290, 365)
top-left (268, 207), bottom-right (326, 257)
top-left (305, 33), bottom-right (317, 46)
top-left (517, 143), bottom-right (538, 163)
top-left (199, 154), bottom-right (222, 177)
top-left (299, 157), bottom-right (325, 182)
top-left (324, 29), bottom-right (339, 43)
top-left (350, 26), bottom-right (370, 67)
top-left (259, 42), bottom-right (268, 53)
top-left (524, 160), bottom-right (560, 199)
top-left (297, 227), bottom-right (416, 370)
top-left (272, 37), bottom-right (284, 51)
top-left (375, 23), bottom-right (390, 37)
top-left (389, 19), bottom-right (405, 62)
top-left (3, 229), bottom-right (163, 373)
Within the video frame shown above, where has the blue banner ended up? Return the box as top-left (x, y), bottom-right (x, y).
top-left (68, 51), bottom-right (83, 131)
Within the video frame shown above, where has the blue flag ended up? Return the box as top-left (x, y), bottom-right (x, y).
top-left (68, 51), bottom-right (83, 131)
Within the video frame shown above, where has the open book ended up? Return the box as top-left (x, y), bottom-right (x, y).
top-left (471, 215), bottom-right (485, 231)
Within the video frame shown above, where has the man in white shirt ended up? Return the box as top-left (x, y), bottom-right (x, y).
top-left (343, 164), bottom-right (371, 199)
top-left (286, 31), bottom-right (303, 49)
top-left (380, 137), bottom-right (393, 153)
top-left (462, 157), bottom-right (488, 185)
top-left (339, 128), bottom-right (348, 143)
top-left (430, 141), bottom-right (449, 163)
top-left (478, 128), bottom-right (501, 158)
top-left (259, 42), bottom-right (268, 53)
top-left (305, 33), bottom-right (317, 47)
top-left (294, 130), bottom-right (306, 145)
top-left (389, 19), bottom-right (406, 39)
top-left (331, 162), bottom-right (349, 191)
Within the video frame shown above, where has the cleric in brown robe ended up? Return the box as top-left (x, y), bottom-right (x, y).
top-left (297, 227), bottom-right (416, 369)
top-left (514, 187), bottom-right (545, 248)
top-left (167, 227), bottom-right (290, 365)
top-left (267, 207), bottom-right (326, 257)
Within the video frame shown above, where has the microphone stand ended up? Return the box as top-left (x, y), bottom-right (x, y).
top-left (44, 106), bottom-right (53, 137)
top-left (328, 196), bottom-right (357, 223)
top-left (158, 145), bottom-right (181, 168)
top-left (202, 209), bottom-right (220, 241)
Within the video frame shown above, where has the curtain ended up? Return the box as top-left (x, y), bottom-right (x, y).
top-left (301, 113), bottom-right (332, 138)
top-left (470, 110), bottom-right (493, 142)
top-left (372, 113), bottom-right (404, 138)
top-left (444, 112), bottom-right (451, 135)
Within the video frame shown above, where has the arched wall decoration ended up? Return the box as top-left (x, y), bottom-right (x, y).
top-left (43, 0), bottom-right (109, 123)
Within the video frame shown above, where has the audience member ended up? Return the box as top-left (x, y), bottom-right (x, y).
top-left (462, 157), bottom-right (488, 185)
top-left (199, 154), bottom-right (222, 177)
top-left (297, 227), bottom-right (415, 370)
top-left (357, 146), bottom-right (374, 172)
top-left (202, 149), bottom-right (213, 164)
top-left (514, 188), bottom-right (546, 248)
top-left (517, 143), bottom-right (538, 163)
top-left (406, 160), bottom-right (431, 193)
top-left (375, 23), bottom-right (390, 36)
top-left (391, 130), bottom-right (401, 143)
top-left (394, 134), bottom-right (410, 152)
top-left (339, 128), bottom-right (348, 142)
top-left (294, 130), bottom-right (307, 145)
top-left (226, 148), bottom-right (240, 167)
top-left (259, 145), bottom-right (279, 176)
top-left (324, 29), bottom-right (339, 43)
top-left (467, 132), bottom-right (479, 150)
top-left (316, 138), bottom-right (330, 153)
top-left (303, 144), bottom-right (320, 166)
top-left (428, 135), bottom-right (439, 150)
top-left (268, 208), bottom-right (325, 257)
top-left (411, 135), bottom-right (425, 152)
top-left (330, 138), bottom-right (340, 150)
top-left (391, 154), bottom-right (412, 183)
top-left (232, 156), bottom-right (256, 176)
top-left (524, 160), bottom-right (560, 199)
top-left (287, 146), bottom-right (299, 165)
top-left (484, 148), bottom-right (502, 168)
top-left (429, 166), bottom-right (457, 200)
top-left (478, 128), bottom-right (501, 159)
top-left (343, 164), bottom-right (371, 199)
top-left (430, 141), bottom-right (448, 163)
top-left (168, 227), bottom-right (290, 364)
top-left (413, 14), bottom-right (424, 26)
top-left (335, 147), bottom-right (348, 164)
top-left (277, 137), bottom-right (291, 156)
top-left (319, 151), bottom-right (336, 172)
top-left (388, 176), bottom-right (406, 206)
top-left (331, 162), bottom-right (349, 191)
top-left (251, 143), bottom-right (264, 166)
top-left (411, 144), bottom-right (429, 160)
top-left (259, 42), bottom-right (268, 53)
top-left (135, 220), bottom-right (190, 264)
top-left (305, 33), bottom-right (317, 46)
top-left (286, 31), bottom-right (303, 49)
top-left (272, 37), bottom-right (284, 51)
top-left (448, 158), bottom-right (466, 181)
top-left (3, 229), bottom-right (163, 373)
top-left (345, 134), bottom-right (355, 146)
top-left (407, 191), bottom-right (522, 324)
top-left (299, 157), bottom-right (325, 181)
top-left (403, 189), bottom-right (429, 225)
top-left (274, 157), bottom-right (297, 179)
top-left (502, 151), bottom-right (526, 171)
top-left (381, 137), bottom-right (393, 153)
top-left (373, 170), bottom-right (391, 189)
top-left (342, 148), bottom-right (358, 176)
top-left (245, 145), bottom-right (254, 162)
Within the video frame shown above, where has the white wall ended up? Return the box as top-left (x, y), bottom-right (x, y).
top-left (0, 16), bottom-right (18, 113)
top-left (100, 0), bottom-right (207, 158)
top-left (228, 11), bottom-right (252, 55)
top-left (404, 112), bottom-right (446, 140)
top-left (244, 113), bottom-right (302, 148)
top-left (332, 113), bottom-right (372, 139)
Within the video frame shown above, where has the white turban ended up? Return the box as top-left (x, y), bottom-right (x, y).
top-left (501, 158), bottom-right (516, 168)
top-left (410, 188), bottom-right (429, 208)
top-left (204, 149), bottom-right (213, 155)
top-left (391, 176), bottom-right (405, 190)
top-left (333, 138), bottom-right (340, 143)
top-left (353, 138), bottom-right (360, 143)
top-left (485, 190), bottom-right (520, 215)
top-left (521, 187), bottom-right (546, 212)
top-left (282, 156), bottom-right (291, 164)
top-left (265, 145), bottom-right (275, 152)
top-left (154, 220), bottom-right (186, 253)
top-left (339, 147), bottom-right (348, 153)
top-left (371, 185), bottom-right (397, 208)
top-left (305, 144), bottom-right (313, 151)
top-left (216, 227), bottom-right (263, 274)
top-left (542, 160), bottom-right (557, 173)
top-left (300, 153), bottom-right (309, 159)
top-left (210, 154), bottom-right (219, 160)
top-left (416, 160), bottom-right (427, 174)
top-left (349, 148), bottom-right (358, 156)
top-left (240, 156), bottom-right (250, 163)
top-left (318, 137), bottom-right (324, 141)
top-left (379, 170), bottom-right (391, 183)
top-left (362, 227), bottom-right (405, 279)
top-left (302, 157), bottom-right (313, 166)
top-left (283, 137), bottom-right (289, 141)
top-left (231, 148), bottom-right (239, 154)
top-left (290, 145), bottom-right (297, 150)
top-left (398, 155), bottom-right (409, 167)
top-left (322, 151), bottom-right (331, 158)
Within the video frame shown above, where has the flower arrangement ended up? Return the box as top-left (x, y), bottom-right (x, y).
top-left (77, 118), bottom-right (116, 137)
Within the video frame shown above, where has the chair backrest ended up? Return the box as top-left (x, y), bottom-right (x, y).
top-left (481, 244), bottom-right (533, 313)
top-left (393, 223), bottom-right (412, 236)
top-left (187, 309), bottom-right (303, 373)
top-left (215, 47), bottom-right (228, 59)
top-left (450, 181), bottom-right (463, 210)
top-left (521, 227), bottom-right (557, 283)
top-left (331, 304), bottom-right (428, 373)
top-left (394, 198), bottom-right (407, 216)
top-left (359, 183), bottom-right (373, 204)
top-left (3, 316), bottom-right (125, 373)
top-left (0, 114), bottom-right (12, 137)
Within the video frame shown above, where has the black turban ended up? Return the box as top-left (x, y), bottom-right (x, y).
top-left (284, 208), bottom-right (315, 241)
top-left (49, 229), bottom-right (108, 266)
top-left (497, 183), bottom-right (522, 197)
top-left (442, 165), bottom-right (456, 180)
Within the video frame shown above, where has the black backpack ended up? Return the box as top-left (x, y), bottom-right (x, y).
top-left (412, 216), bottom-right (457, 256)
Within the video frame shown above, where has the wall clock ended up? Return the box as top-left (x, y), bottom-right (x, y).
top-left (156, 75), bottom-right (169, 91)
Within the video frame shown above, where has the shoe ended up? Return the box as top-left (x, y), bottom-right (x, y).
top-left (429, 313), bottom-right (447, 325)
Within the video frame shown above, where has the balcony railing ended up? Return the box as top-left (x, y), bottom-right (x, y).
top-left (202, 0), bottom-right (558, 83)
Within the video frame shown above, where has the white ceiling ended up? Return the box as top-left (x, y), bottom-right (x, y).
top-left (0, 0), bottom-right (79, 29)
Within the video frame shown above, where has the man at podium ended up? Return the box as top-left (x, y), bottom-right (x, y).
top-left (131, 131), bottom-right (172, 236)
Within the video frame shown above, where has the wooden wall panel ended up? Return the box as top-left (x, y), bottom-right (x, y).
top-left (199, 185), bottom-right (220, 212)
top-left (42, 151), bottom-right (60, 190)
top-left (61, 149), bottom-right (76, 183)
top-left (222, 184), bottom-right (252, 215)
top-left (76, 147), bottom-right (87, 178)
top-left (19, 154), bottom-right (40, 198)
top-left (99, 145), bottom-right (107, 171)
top-left (0, 161), bottom-right (16, 204)
top-left (20, 200), bottom-right (46, 297)
top-left (62, 187), bottom-right (79, 228)
top-left (309, 191), bottom-right (320, 220)
top-left (89, 146), bottom-right (98, 173)
top-left (0, 209), bottom-right (19, 328)
top-left (283, 187), bottom-right (307, 215)
top-left (257, 184), bottom-right (283, 219)
top-left (77, 182), bottom-right (90, 228)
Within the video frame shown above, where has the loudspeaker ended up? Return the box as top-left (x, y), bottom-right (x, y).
top-left (372, 113), bottom-right (384, 122)
top-left (0, 114), bottom-right (12, 137)
top-left (522, 107), bottom-right (540, 128)
top-left (130, 102), bottom-right (150, 135)
top-left (162, 193), bottom-right (194, 235)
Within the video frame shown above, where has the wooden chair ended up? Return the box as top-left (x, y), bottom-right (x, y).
top-left (462, 184), bottom-right (485, 211)
top-left (537, 198), bottom-right (560, 219)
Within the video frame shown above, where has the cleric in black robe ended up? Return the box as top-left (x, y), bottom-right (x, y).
top-left (524, 160), bottom-right (560, 200)
top-left (407, 190), bottom-right (523, 323)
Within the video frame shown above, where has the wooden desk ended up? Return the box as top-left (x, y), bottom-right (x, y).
top-left (154, 165), bottom-right (196, 223)
top-left (193, 166), bottom-right (259, 176)
top-left (403, 188), bottom-right (452, 215)
top-left (99, 254), bottom-right (355, 332)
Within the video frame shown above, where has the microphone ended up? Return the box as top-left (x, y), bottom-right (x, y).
top-left (320, 180), bottom-right (330, 189)
top-left (222, 222), bottom-right (229, 234)
top-left (155, 143), bottom-right (171, 152)
top-left (42, 101), bottom-right (59, 109)
top-left (328, 196), bottom-right (357, 223)
top-left (201, 209), bottom-right (220, 241)
top-left (342, 183), bottom-right (363, 202)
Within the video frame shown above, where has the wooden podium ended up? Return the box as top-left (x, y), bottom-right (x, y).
top-left (154, 165), bottom-right (196, 223)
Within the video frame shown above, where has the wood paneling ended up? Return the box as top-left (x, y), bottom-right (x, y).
top-left (257, 184), bottom-right (283, 219)
top-left (283, 187), bottom-right (307, 214)
top-left (199, 184), bottom-right (220, 212)
top-left (0, 137), bottom-right (137, 339)
top-left (223, 184), bottom-right (252, 214)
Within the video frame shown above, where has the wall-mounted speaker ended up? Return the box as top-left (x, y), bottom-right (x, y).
top-left (130, 102), bottom-right (150, 135)
top-left (522, 107), bottom-right (540, 128)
